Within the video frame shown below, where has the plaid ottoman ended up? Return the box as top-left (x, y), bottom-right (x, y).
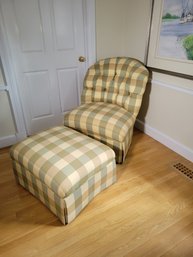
top-left (10, 126), bottom-right (116, 224)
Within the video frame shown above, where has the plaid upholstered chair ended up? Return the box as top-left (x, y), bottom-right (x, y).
top-left (64, 57), bottom-right (149, 163)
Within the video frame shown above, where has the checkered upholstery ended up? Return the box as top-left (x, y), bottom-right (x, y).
top-left (64, 102), bottom-right (135, 163)
top-left (64, 57), bottom-right (149, 163)
top-left (82, 57), bottom-right (148, 116)
top-left (10, 126), bottom-right (116, 224)
top-left (64, 102), bottom-right (135, 142)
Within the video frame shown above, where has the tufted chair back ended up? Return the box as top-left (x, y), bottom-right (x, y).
top-left (81, 57), bottom-right (149, 117)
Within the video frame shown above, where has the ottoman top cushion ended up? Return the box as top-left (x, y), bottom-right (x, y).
top-left (10, 126), bottom-right (115, 198)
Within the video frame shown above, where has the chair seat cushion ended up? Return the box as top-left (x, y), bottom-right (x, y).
top-left (64, 102), bottom-right (135, 143)
top-left (10, 126), bottom-right (115, 198)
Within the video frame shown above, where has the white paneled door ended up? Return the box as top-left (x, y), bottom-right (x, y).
top-left (0, 0), bottom-right (87, 135)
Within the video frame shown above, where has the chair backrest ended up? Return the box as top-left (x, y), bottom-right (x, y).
top-left (81, 57), bottom-right (149, 117)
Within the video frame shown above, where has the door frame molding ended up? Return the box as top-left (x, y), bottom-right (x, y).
top-left (83, 0), bottom-right (96, 67)
top-left (0, 6), bottom-right (27, 148)
top-left (0, 0), bottom-right (96, 147)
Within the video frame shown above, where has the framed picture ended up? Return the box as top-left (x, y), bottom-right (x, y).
top-left (147, 0), bottom-right (193, 77)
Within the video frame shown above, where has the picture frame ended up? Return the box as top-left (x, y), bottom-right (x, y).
top-left (147, 0), bottom-right (193, 77)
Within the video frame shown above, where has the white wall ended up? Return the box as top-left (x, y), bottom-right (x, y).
top-left (96, 0), bottom-right (152, 62)
top-left (96, 0), bottom-right (193, 161)
top-left (137, 72), bottom-right (193, 161)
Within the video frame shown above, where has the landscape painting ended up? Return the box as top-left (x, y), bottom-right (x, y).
top-left (158, 0), bottom-right (193, 61)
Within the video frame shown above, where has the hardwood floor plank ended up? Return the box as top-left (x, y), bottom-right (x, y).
top-left (125, 215), bottom-right (193, 257)
top-left (0, 129), bottom-right (193, 257)
top-left (161, 233), bottom-right (193, 257)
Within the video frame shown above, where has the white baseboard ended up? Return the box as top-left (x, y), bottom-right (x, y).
top-left (0, 135), bottom-right (17, 148)
top-left (0, 132), bottom-right (26, 148)
top-left (135, 119), bottom-right (193, 163)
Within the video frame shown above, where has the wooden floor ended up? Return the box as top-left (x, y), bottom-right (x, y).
top-left (0, 130), bottom-right (193, 257)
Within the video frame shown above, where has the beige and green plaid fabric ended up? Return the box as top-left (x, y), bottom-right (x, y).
top-left (92, 123), bottom-right (134, 164)
top-left (13, 157), bottom-right (116, 224)
top-left (64, 102), bottom-right (135, 163)
top-left (12, 160), bottom-right (66, 224)
top-left (64, 102), bottom-right (135, 142)
top-left (64, 57), bottom-right (148, 163)
top-left (10, 126), bottom-right (115, 198)
top-left (65, 160), bottom-right (116, 223)
top-left (81, 57), bottom-right (149, 117)
top-left (10, 126), bottom-right (116, 224)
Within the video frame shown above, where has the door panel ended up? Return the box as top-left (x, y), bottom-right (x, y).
top-left (52, 0), bottom-right (74, 50)
top-left (24, 71), bottom-right (52, 118)
top-left (0, 0), bottom-right (86, 135)
top-left (13, 0), bottom-right (45, 52)
top-left (57, 68), bottom-right (79, 112)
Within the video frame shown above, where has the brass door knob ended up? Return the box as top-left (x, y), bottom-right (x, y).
top-left (79, 56), bottom-right (86, 62)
